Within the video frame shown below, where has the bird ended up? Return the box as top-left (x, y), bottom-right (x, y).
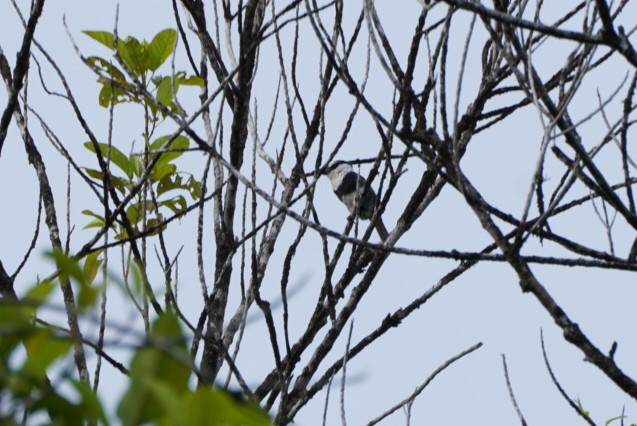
top-left (326, 161), bottom-right (389, 241)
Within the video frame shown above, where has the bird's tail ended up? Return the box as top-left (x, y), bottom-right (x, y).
top-left (375, 217), bottom-right (389, 241)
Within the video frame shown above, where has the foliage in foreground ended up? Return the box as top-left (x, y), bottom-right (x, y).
top-left (0, 251), bottom-right (271, 426)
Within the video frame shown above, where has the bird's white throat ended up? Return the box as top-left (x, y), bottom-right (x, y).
top-left (327, 163), bottom-right (353, 191)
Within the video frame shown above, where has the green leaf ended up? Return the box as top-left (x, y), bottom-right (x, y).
top-left (187, 175), bottom-right (204, 199)
top-left (0, 303), bottom-right (35, 357)
top-left (84, 219), bottom-right (104, 230)
top-left (149, 135), bottom-right (189, 182)
top-left (117, 36), bottom-right (148, 77)
top-left (83, 168), bottom-right (129, 194)
top-left (177, 388), bottom-right (271, 426)
top-left (83, 167), bottom-right (126, 195)
top-left (145, 217), bottom-right (166, 237)
top-left (71, 379), bottom-right (111, 426)
top-left (83, 31), bottom-right (115, 49)
top-left (22, 329), bottom-right (72, 380)
top-left (156, 173), bottom-right (183, 196)
top-left (83, 251), bottom-right (103, 284)
top-left (117, 311), bottom-right (190, 426)
top-left (606, 415), bottom-right (629, 425)
top-left (47, 250), bottom-right (100, 312)
top-left (47, 250), bottom-right (88, 288)
top-left (130, 259), bottom-right (145, 296)
top-left (83, 142), bottom-right (133, 178)
top-left (176, 72), bottom-right (204, 86)
top-left (129, 154), bottom-right (144, 178)
top-left (149, 134), bottom-right (189, 152)
top-left (24, 279), bottom-right (56, 305)
top-left (0, 283), bottom-right (52, 361)
top-left (142, 94), bottom-right (162, 119)
top-left (151, 135), bottom-right (189, 163)
top-left (98, 83), bottom-right (132, 107)
top-left (155, 76), bottom-right (174, 107)
top-left (0, 280), bottom-right (54, 356)
top-left (146, 379), bottom-right (181, 422)
top-left (86, 56), bottom-right (128, 83)
top-left (126, 203), bottom-right (142, 226)
top-left (83, 168), bottom-right (104, 181)
top-left (78, 282), bottom-right (101, 311)
top-left (31, 389), bottom-right (85, 426)
top-left (81, 209), bottom-right (105, 221)
top-left (147, 29), bottom-right (177, 71)
top-left (81, 210), bottom-right (106, 230)
top-left (153, 162), bottom-right (177, 184)
top-left (125, 202), bottom-right (158, 226)
top-left (159, 196), bottom-right (187, 215)
top-left (126, 201), bottom-right (155, 229)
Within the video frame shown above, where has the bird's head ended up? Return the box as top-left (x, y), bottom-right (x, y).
top-left (325, 161), bottom-right (353, 181)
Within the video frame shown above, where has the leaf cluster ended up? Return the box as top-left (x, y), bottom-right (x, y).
top-left (82, 135), bottom-right (202, 240)
top-left (0, 252), bottom-right (271, 425)
top-left (83, 29), bottom-right (203, 118)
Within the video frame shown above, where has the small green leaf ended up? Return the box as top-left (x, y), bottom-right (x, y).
top-left (83, 31), bottom-right (115, 49)
top-left (160, 196), bottom-right (187, 215)
top-left (83, 142), bottom-right (133, 178)
top-left (129, 154), bottom-right (144, 178)
top-left (83, 168), bottom-right (129, 193)
top-left (130, 259), bottom-right (145, 296)
top-left (83, 251), bottom-right (103, 284)
top-left (155, 76), bottom-right (174, 107)
top-left (126, 203), bottom-right (141, 225)
top-left (81, 209), bottom-right (105, 221)
top-left (147, 29), bottom-right (177, 71)
top-left (86, 56), bottom-right (128, 83)
top-left (151, 135), bottom-right (189, 168)
top-left (82, 210), bottom-right (106, 230)
top-left (156, 173), bottom-right (183, 196)
top-left (149, 135), bottom-right (189, 182)
top-left (606, 415), bottom-right (629, 425)
top-left (83, 219), bottom-right (103, 229)
top-left (145, 217), bottom-right (166, 237)
top-left (176, 73), bottom-right (204, 86)
top-left (142, 95), bottom-right (162, 118)
top-left (187, 175), bottom-right (203, 199)
top-left (98, 83), bottom-right (132, 107)
top-left (84, 168), bottom-right (104, 181)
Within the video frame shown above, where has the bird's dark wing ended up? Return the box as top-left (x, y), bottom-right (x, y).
top-left (334, 172), bottom-right (378, 219)
top-left (333, 172), bottom-right (361, 201)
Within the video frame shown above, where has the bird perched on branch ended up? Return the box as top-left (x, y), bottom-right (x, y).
top-left (326, 161), bottom-right (389, 241)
